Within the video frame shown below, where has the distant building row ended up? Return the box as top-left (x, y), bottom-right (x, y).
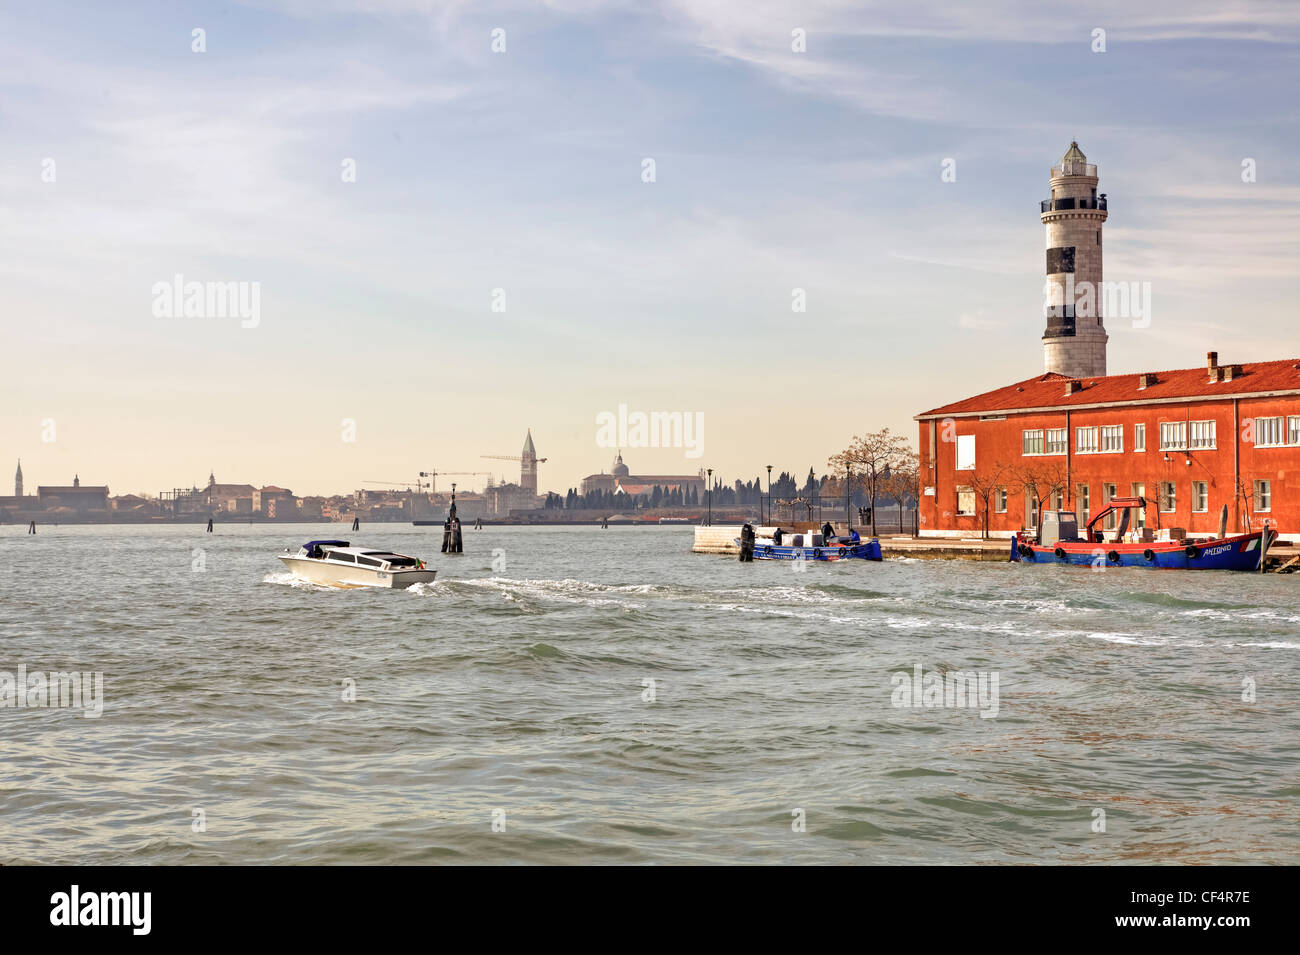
top-left (579, 452), bottom-right (706, 497)
top-left (0, 469), bottom-right (112, 518)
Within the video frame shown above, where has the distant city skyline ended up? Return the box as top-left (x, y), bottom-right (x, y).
top-left (2, 1), bottom-right (1298, 496)
top-left (4, 443), bottom-right (764, 500)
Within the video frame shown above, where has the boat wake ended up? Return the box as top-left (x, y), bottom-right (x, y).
top-left (262, 571), bottom-right (335, 592)
top-left (451, 576), bottom-right (648, 610)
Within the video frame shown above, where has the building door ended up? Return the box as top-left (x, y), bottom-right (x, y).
top-left (1130, 483), bottom-right (1146, 528)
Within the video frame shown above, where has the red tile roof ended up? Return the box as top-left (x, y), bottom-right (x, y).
top-left (917, 358), bottom-right (1300, 418)
top-left (625, 475), bottom-right (704, 483)
top-left (615, 483), bottom-right (658, 496)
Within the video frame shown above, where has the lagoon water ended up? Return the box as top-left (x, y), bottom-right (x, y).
top-left (2, 523), bottom-right (1298, 864)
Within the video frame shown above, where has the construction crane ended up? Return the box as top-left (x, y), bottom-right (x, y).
top-left (419, 470), bottom-right (494, 494)
top-left (482, 453), bottom-right (547, 492)
top-left (362, 479), bottom-right (427, 491)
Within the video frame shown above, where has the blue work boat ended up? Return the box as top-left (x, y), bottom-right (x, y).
top-left (1011, 497), bottom-right (1273, 571)
top-left (735, 531), bottom-right (883, 561)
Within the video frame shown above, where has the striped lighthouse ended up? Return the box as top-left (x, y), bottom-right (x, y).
top-left (1041, 142), bottom-right (1109, 378)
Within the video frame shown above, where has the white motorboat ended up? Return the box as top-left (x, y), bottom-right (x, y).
top-left (278, 539), bottom-right (437, 589)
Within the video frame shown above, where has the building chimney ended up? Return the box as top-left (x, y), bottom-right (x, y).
top-left (1065, 379), bottom-right (1084, 396)
top-left (1137, 372), bottom-right (1157, 390)
top-left (1207, 351), bottom-right (1221, 382)
top-left (1223, 364), bottom-right (1242, 382)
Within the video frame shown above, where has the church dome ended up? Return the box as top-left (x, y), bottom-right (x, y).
top-left (611, 452), bottom-right (630, 477)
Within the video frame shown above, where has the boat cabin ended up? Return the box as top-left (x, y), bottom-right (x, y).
top-left (297, 541), bottom-right (421, 568)
top-left (1040, 511), bottom-right (1079, 544)
top-left (1039, 498), bottom-right (1152, 544)
top-left (303, 539), bottom-right (349, 558)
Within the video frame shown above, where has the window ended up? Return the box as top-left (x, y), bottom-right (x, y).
top-left (1046, 246), bottom-right (1076, 273)
top-left (1133, 423), bottom-right (1146, 451)
top-left (1290, 416), bottom-right (1300, 446)
top-left (1160, 482), bottom-right (1177, 513)
top-left (1189, 420), bottom-right (1216, 449)
top-left (1022, 430), bottom-right (1044, 455)
top-left (1076, 426), bottom-right (1099, 454)
top-left (1028, 494), bottom-right (1040, 528)
top-left (1192, 481), bottom-right (1208, 512)
top-left (1045, 428), bottom-right (1067, 455)
top-left (995, 488), bottom-right (1007, 513)
top-left (1255, 480), bottom-right (1272, 512)
top-left (1159, 421), bottom-right (1187, 451)
top-left (1051, 489), bottom-right (1064, 511)
top-left (957, 487), bottom-right (976, 515)
top-left (367, 553), bottom-right (417, 566)
top-left (1255, 416), bottom-right (1285, 447)
top-left (1100, 425), bottom-right (1123, 453)
top-left (956, 434), bottom-right (975, 470)
top-left (1077, 484), bottom-right (1090, 522)
top-left (328, 551), bottom-right (355, 563)
top-left (356, 555), bottom-right (383, 567)
top-left (1103, 483), bottom-right (1117, 529)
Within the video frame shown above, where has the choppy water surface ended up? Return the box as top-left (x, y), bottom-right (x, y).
top-left (2, 524), bottom-right (1297, 864)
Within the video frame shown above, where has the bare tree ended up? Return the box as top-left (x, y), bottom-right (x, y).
top-left (829, 428), bottom-right (915, 537)
top-left (1236, 476), bottom-right (1254, 533)
top-left (1012, 460), bottom-right (1068, 541)
top-left (966, 460), bottom-right (1010, 539)
top-left (879, 451), bottom-right (920, 536)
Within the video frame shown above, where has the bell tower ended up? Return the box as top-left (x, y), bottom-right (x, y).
top-left (1041, 142), bottom-right (1108, 378)
top-left (520, 429), bottom-right (538, 496)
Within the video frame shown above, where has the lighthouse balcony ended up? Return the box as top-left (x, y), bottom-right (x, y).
top-left (1041, 196), bottom-right (1107, 213)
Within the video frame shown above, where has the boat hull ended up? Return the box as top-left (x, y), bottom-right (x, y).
top-left (1011, 532), bottom-right (1266, 571)
top-left (278, 556), bottom-right (437, 589)
top-left (739, 539), bottom-right (883, 561)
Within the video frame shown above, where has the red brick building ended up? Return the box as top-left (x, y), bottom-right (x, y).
top-left (916, 353), bottom-right (1300, 541)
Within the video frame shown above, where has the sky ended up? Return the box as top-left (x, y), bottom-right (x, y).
top-left (2, 0), bottom-right (1298, 497)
